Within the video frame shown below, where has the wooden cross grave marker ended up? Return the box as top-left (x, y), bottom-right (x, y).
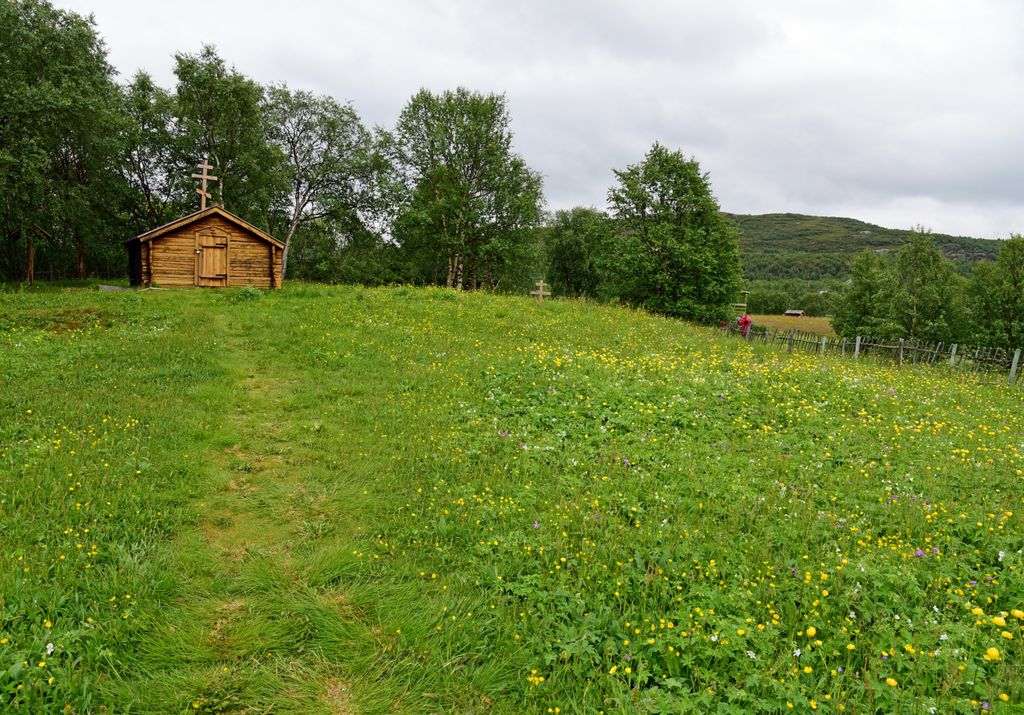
top-left (530, 279), bottom-right (552, 305)
top-left (191, 159), bottom-right (218, 210)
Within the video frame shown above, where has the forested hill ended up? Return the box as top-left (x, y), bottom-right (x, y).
top-left (727, 212), bottom-right (1000, 280)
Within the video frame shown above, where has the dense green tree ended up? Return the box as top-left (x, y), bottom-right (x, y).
top-left (882, 229), bottom-right (965, 342)
top-left (830, 250), bottom-right (896, 337)
top-left (796, 290), bottom-right (832, 317)
top-left (746, 288), bottom-right (790, 314)
top-left (173, 45), bottom-right (283, 222)
top-left (967, 235), bottom-right (1024, 348)
top-left (544, 207), bottom-right (614, 298)
top-left (832, 233), bottom-right (967, 342)
top-left (607, 143), bottom-right (741, 322)
top-left (390, 87), bottom-right (544, 289)
top-left (118, 71), bottom-right (181, 233)
top-left (285, 216), bottom-right (398, 285)
top-left (264, 84), bottom-right (375, 276)
top-left (0, 0), bottom-right (125, 281)
top-left (968, 260), bottom-right (1004, 346)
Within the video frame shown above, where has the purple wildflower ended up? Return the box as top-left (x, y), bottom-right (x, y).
top-left (533, 520), bottom-right (539, 529)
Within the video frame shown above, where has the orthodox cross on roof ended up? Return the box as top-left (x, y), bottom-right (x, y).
top-left (190, 159), bottom-right (218, 210)
top-left (530, 279), bottom-right (552, 305)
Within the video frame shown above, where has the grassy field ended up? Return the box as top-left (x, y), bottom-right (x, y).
top-left (750, 314), bottom-right (836, 336)
top-left (1, 285), bottom-right (1022, 713)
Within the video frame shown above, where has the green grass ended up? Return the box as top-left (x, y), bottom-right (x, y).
top-left (1, 284), bottom-right (1022, 713)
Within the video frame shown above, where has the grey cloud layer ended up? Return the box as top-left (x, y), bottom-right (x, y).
top-left (62, 0), bottom-right (1024, 238)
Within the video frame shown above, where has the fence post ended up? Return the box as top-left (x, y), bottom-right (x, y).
top-left (966, 347), bottom-right (979, 374)
top-left (898, 338), bottom-right (904, 367)
top-left (788, 332), bottom-right (794, 354)
top-left (841, 337), bottom-right (847, 356)
top-left (854, 336), bottom-right (861, 359)
top-left (1010, 348), bottom-right (1021, 384)
top-left (949, 344), bottom-right (958, 367)
top-left (821, 336), bottom-right (827, 355)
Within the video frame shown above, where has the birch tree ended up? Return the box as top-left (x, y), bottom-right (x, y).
top-left (264, 85), bottom-right (373, 277)
top-left (608, 143), bottom-right (741, 322)
top-left (390, 87), bottom-right (543, 289)
top-left (173, 46), bottom-right (281, 220)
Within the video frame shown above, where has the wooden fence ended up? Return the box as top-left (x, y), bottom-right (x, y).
top-left (723, 324), bottom-right (1024, 386)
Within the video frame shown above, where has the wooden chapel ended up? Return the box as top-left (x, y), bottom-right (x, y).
top-left (126, 161), bottom-right (283, 288)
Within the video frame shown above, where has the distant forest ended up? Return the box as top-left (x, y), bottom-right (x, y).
top-left (729, 213), bottom-right (998, 281)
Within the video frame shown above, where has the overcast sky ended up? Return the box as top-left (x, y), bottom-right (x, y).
top-left (56, 0), bottom-right (1023, 239)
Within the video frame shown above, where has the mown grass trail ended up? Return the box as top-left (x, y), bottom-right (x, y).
top-left (2, 284), bottom-right (1023, 714)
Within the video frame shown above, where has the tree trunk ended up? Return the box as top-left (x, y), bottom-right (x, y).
top-left (75, 233), bottom-right (86, 279)
top-left (213, 154), bottom-right (224, 208)
top-left (27, 236), bottom-right (35, 286)
top-left (446, 252), bottom-right (464, 289)
top-left (8, 226), bottom-right (20, 282)
top-left (281, 214), bottom-right (302, 279)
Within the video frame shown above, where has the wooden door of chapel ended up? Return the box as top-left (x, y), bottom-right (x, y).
top-left (195, 227), bottom-right (229, 287)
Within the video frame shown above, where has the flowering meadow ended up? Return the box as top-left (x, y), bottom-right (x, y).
top-left (1, 284), bottom-right (1022, 713)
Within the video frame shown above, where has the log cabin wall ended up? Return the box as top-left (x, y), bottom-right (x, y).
top-left (144, 214), bottom-right (281, 288)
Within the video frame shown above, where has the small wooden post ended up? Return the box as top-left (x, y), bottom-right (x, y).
top-left (898, 338), bottom-right (904, 366)
top-left (1009, 348), bottom-right (1021, 384)
top-left (530, 279), bottom-right (551, 305)
top-left (787, 332), bottom-right (794, 354)
top-left (821, 336), bottom-right (827, 355)
top-left (949, 344), bottom-right (958, 367)
top-left (841, 337), bottom-right (846, 356)
top-left (854, 336), bottom-right (861, 359)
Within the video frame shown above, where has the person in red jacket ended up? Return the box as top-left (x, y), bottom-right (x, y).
top-left (738, 313), bottom-right (752, 337)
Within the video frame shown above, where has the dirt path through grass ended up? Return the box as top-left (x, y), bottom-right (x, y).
top-left (120, 310), bottom-right (369, 713)
top-left (120, 295), bottom-right (504, 714)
